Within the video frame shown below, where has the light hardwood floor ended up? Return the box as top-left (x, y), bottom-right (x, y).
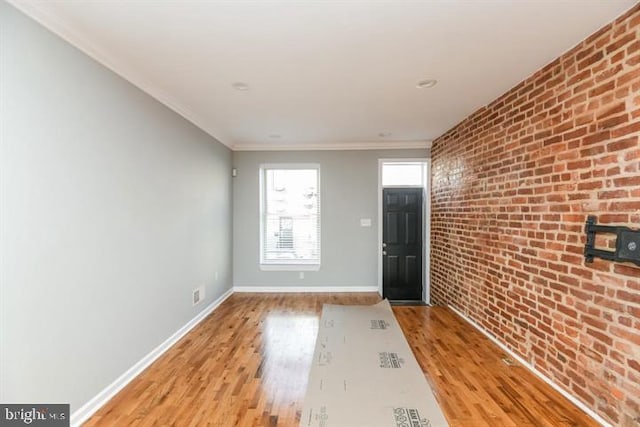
top-left (85, 293), bottom-right (598, 426)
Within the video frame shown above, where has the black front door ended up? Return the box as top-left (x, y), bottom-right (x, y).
top-left (382, 188), bottom-right (423, 300)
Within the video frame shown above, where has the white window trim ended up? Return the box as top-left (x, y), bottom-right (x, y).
top-left (259, 163), bottom-right (321, 271)
top-left (260, 264), bottom-right (321, 272)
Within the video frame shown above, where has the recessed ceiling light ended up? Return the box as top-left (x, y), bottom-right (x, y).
top-left (269, 134), bottom-right (281, 139)
top-left (232, 82), bottom-right (250, 91)
top-left (378, 132), bottom-right (392, 138)
top-left (416, 79), bottom-right (437, 89)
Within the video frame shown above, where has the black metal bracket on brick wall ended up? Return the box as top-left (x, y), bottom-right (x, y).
top-left (584, 215), bottom-right (640, 266)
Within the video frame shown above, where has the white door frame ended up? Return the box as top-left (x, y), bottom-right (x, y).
top-left (377, 158), bottom-right (431, 303)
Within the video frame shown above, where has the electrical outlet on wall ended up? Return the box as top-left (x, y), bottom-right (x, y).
top-left (193, 285), bottom-right (205, 306)
top-left (299, 272), bottom-right (305, 279)
top-left (215, 271), bottom-right (219, 281)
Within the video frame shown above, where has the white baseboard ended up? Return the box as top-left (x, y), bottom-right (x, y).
top-left (448, 304), bottom-right (612, 427)
top-left (70, 287), bottom-right (234, 427)
top-left (233, 286), bottom-right (379, 293)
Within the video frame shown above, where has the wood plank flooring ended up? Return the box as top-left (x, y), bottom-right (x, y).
top-left (394, 306), bottom-right (599, 427)
top-left (85, 293), bottom-right (598, 426)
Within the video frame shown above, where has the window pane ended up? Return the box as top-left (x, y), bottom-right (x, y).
top-left (262, 168), bottom-right (320, 264)
top-left (382, 163), bottom-right (423, 186)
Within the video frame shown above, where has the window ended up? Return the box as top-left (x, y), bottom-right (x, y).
top-left (382, 162), bottom-right (425, 186)
top-left (260, 165), bottom-right (320, 269)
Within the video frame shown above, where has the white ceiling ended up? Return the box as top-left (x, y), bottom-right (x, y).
top-left (11, 0), bottom-right (637, 151)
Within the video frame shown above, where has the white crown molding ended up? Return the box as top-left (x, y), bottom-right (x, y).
top-left (233, 140), bottom-right (432, 152)
top-left (448, 305), bottom-right (613, 427)
top-left (8, 1), bottom-right (433, 153)
top-left (70, 287), bottom-right (233, 427)
top-left (7, 0), bottom-right (234, 149)
top-left (234, 286), bottom-right (379, 293)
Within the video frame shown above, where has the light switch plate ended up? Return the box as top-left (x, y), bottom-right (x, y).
top-left (360, 218), bottom-right (372, 227)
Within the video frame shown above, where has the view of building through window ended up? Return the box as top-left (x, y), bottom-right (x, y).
top-left (261, 167), bottom-right (320, 266)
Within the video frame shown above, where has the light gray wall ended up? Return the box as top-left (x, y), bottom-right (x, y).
top-left (0, 3), bottom-right (232, 412)
top-left (233, 149), bottom-right (428, 288)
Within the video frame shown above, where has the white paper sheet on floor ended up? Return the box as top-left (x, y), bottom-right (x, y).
top-left (300, 299), bottom-right (449, 427)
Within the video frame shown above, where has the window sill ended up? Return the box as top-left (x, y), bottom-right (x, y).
top-left (260, 264), bottom-right (321, 272)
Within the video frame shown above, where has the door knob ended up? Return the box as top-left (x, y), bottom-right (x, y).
top-left (382, 250), bottom-right (387, 255)
top-left (382, 242), bottom-right (387, 247)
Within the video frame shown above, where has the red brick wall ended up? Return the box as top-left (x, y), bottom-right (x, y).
top-left (430, 5), bottom-right (640, 426)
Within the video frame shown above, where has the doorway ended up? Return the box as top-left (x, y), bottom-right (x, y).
top-left (378, 159), bottom-right (430, 302)
top-left (382, 188), bottom-right (423, 299)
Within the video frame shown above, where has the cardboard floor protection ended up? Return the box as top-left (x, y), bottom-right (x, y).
top-left (300, 300), bottom-right (449, 427)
